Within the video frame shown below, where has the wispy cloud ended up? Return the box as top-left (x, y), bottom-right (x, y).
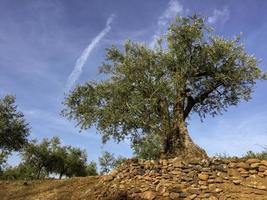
top-left (65, 14), bottom-right (115, 92)
top-left (208, 8), bottom-right (230, 25)
top-left (150, 0), bottom-right (183, 48)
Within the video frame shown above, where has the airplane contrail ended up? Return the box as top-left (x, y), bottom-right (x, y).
top-left (65, 14), bottom-right (115, 92)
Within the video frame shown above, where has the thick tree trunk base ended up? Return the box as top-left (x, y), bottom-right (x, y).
top-left (174, 142), bottom-right (208, 160)
top-left (161, 142), bottom-right (208, 160)
top-left (161, 123), bottom-right (208, 160)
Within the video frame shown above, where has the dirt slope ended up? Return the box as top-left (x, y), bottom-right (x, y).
top-left (0, 176), bottom-right (101, 200)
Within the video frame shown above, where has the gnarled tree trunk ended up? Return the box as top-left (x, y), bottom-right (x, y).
top-left (162, 120), bottom-right (207, 159)
top-left (158, 96), bottom-right (207, 160)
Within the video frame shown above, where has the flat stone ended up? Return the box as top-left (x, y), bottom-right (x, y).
top-left (257, 185), bottom-right (267, 190)
top-left (189, 194), bottom-right (197, 199)
top-left (249, 169), bottom-right (258, 174)
top-left (102, 175), bottom-right (114, 181)
top-left (208, 196), bottom-right (218, 200)
top-left (236, 162), bottom-right (250, 170)
top-left (233, 180), bottom-right (242, 185)
top-left (258, 166), bottom-right (267, 172)
top-left (142, 191), bottom-right (156, 200)
top-left (198, 173), bottom-right (209, 181)
top-left (246, 158), bottom-right (260, 164)
top-left (187, 187), bottom-right (200, 194)
top-left (250, 163), bottom-right (261, 169)
top-left (228, 162), bottom-right (237, 168)
top-left (155, 183), bottom-right (166, 194)
top-left (214, 188), bottom-right (223, 193)
top-left (172, 158), bottom-right (182, 168)
top-left (208, 184), bottom-right (217, 191)
top-left (170, 192), bottom-right (180, 199)
top-left (260, 160), bottom-right (267, 167)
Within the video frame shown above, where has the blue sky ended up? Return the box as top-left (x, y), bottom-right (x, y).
top-left (1, 0), bottom-right (267, 166)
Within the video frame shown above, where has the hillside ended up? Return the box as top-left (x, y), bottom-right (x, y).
top-left (1, 158), bottom-right (267, 200)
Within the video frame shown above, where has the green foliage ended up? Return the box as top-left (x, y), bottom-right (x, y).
top-left (0, 95), bottom-right (29, 169)
top-left (62, 15), bottom-right (265, 156)
top-left (1, 163), bottom-right (38, 180)
top-left (22, 138), bottom-right (52, 179)
top-left (21, 137), bottom-right (90, 179)
top-left (86, 161), bottom-right (98, 176)
top-left (132, 134), bottom-right (162, 160)
top-left (244, 146), bottom-right (267, 160)
top-left (99, 151), bottom-right (126, 174)
top-left (0, 95), bottom-right (29, 151)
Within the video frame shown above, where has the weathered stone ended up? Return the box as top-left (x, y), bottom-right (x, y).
top-left (187, 187), bottom-right (200, 194)
top-left (110, 170), bottom-right (118, 178)
top-left (155, 183), bottom-right (166, 194)
top-left (188, 194), bottom-right (197, 199)
top-left (103, 175), bottom-right (113, 181)
top-left (232, 179), bottom-right (242, 185)
top-left (258, 166), bottom-right (267, 172)
top-left (214, 177), bottom-right (223, 183)
top-left (250, 162), bottom-right (261, 169)
top-left (236, 162), bottom-right (250, 170)
top-left (200, 185), bottom-right (208, 190)
top-left (258, 172), bottom-right (265, 178)
top-left (256, 185), bottom-right (267, 190)
top-left (214, 188), bottom-right (223, 193)
top-left (208, 196), bottom-right (218, 200)
top-left (228, 162), bottom-right (237, 168)
top-left (260, 160), bottom-right (267, 167)
top-left (142, 191), bottom-right (156, 200)
top-left (198, 173), bottom-right (209, 181)
top-left (246, 158), bottom-right (260, 164)
top-left (170, 192), bottom-right (180, 199)
top-left (208, 184), bottom-right (217, 191)
top-left (249, 169), bottom-right (258, 174)
top-left (172, 158), bottom-right (183, 168)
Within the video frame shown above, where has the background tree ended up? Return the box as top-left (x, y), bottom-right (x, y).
top-left (0, 95), bottom-right (29, 169)
top-left (1, 163), bottom-right (36, 180)
top-left (22, 137), bottom-right (90, 179)
top-left (64, 147), bottom-right (88, 178)
top-left (85, 161), bottom-right (98, 176)
top-left (63, 15), bottom-right (266, 159)
top-left (22, 138), bottom-right (52, 179)
top-left (99, 151), bottom-right (126, 174)
top-left (132, 134), bottom-right (162, 160)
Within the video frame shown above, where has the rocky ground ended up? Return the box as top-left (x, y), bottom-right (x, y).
top-left (1, 158), bottom-right (267, 200)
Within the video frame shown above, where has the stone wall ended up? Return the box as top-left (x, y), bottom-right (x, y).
top-left (97, 158), bottom-right (267, 200)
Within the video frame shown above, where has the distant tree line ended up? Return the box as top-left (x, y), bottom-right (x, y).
top-left (0, 94), bottom-right (126, 180)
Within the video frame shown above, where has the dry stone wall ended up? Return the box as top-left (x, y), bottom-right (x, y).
top-left (97, 158), bottom-right (267, 200)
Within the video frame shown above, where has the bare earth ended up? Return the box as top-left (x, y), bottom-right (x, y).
top-left (0, 176), bottom-right (101, 200)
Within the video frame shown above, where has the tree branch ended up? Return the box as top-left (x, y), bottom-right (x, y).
top-left (183, 82), bottom-right (223, 119)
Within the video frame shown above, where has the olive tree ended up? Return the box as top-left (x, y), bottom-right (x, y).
top-left (0, 95), bottom-right (29, 169)
top-left (63, 16), bottom-right (266, 159)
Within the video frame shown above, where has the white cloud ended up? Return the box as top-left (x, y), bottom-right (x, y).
top-left (65, 14), bottom-right (115, 92)
top-left (208, 8), bottom-right (230, 24)
top-left (150, 0), bottom-right (183, 48)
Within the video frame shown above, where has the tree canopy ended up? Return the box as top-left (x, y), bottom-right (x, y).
top-left (21, 137), bottom-right (95, 179)
top-left (0, 95), bottom-right (29, 170)
top-left (0, 95), bottom-right (29, 152)
top-left (63, 16), bottom-right (266, 159)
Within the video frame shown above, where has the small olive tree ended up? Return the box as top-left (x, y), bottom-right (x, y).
top-left (0, 95), bottom-right (29, 170)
